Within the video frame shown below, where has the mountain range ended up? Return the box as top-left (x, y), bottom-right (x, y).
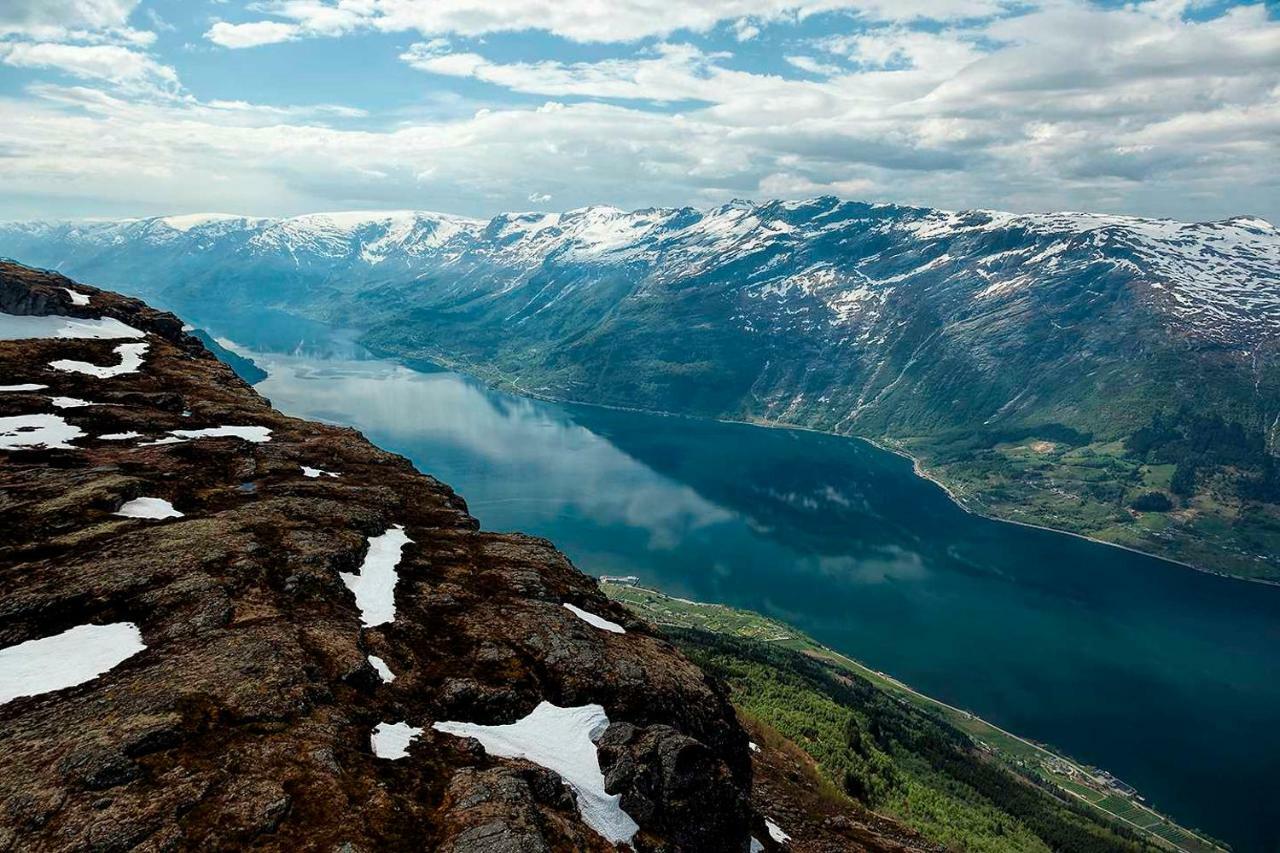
top-left (2, 197), bottom-right (1278, 579)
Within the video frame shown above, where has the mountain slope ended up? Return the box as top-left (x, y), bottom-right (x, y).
top-left (2, 198), bottom-right (1278, 579)
top-left (1, 262), bottom-right (781, 851)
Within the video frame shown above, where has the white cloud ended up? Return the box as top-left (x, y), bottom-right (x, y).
top-left (784, 55), bottom-right (842, 76)
top-left (209, 0), bottom-right (1010, 47)
top-left (528, 191), bottom-right (552, 203)
top-left (400, 42), bottom-right (772, 103)
top-left (0, 0), bottom-right (139, 40)
top-left (0, 0), bottom-right (1275, 224)
top-left (0, 42), bottom-right (178, 89)
top-left (205, 20), bottom-right (301, 48)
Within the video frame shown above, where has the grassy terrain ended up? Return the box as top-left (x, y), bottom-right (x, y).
top-left (894, 434), bottom-right (1280, 582)
top-left (604, 582), bottom-right (1228, 853)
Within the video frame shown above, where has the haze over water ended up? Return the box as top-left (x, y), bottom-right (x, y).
top-left (237, 324), bottom-right (1280, 852)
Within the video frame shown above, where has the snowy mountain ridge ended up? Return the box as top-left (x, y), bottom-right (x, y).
top-left (4, 197), bottom-right (1275, 346)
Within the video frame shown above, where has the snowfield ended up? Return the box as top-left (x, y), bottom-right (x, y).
top-left (433, 701), bottom-right (640, 845)
top-left (370, 721), bottom-right (421, 759)
top-left (51, 341), bottom-right (148, 378)
top-left (0, 622), bottom-right (145, 704)
top-left (0, 313), bottom-right (142, 341)
top-left (563, 603), bottom-right (626, 634)
top-left (367, 654), bottom-right (395, 683)
top-left (339, 525), bottom-right (412, 627)
top-left (0, 413), bottom-right (84, 450)
top-left (115, 497), bottom-right (183, 520)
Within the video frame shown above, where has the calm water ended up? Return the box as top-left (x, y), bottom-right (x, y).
top-left (229, 328), bottom-right (1279, 851)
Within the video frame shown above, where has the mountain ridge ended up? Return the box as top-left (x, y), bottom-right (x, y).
top-left (2, 196), bottom-right (1277, 580)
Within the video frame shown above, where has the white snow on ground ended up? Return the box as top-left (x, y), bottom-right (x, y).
top-left (750, 838), bottom-right (764, 853)
top-left (0, 414), bottom-right (84, 450)
top-left (63, 288), bottom-right (90, 306)
top-left (50, 342), bottom-right (148, 377)
top-left (50, 396), bottom-right (92, 408)
top-left (563, 603), bottom-right (626, 634)
top-left (301, 465), bottom-right (339, 478)
top-left (173, 425), bottom-right (271, 442)
top-left (142, 425), bottom-right (273, 446)
top-left (114, 497), bottom-right (183, 519)
top-left (0, 622), bottom-right (145, 703)
top-left (99, 431), bottom-right (141, 440)
top-left (0, 383), bottom-right (46, 392)
top-left (433, 701), bottom-right (640, 845)
top-left (0, 313), bottom-right (141, 340)
top-left (749, 741), bottom-right (760, 753)
top-left (368, 654), bottom-right (395, 683)
top-left (371, 721), bottom-right (421, 759)
top-left (339, 525), bottom-right (412, 627)
top-left (765, 818), bottom-right (791, 844)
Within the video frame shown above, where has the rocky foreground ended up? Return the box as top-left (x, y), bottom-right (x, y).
top-left (0, 261), bottom-right (930, 852)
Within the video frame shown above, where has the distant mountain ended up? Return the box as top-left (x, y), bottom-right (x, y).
top-left (3, 198), bottom-right (1278, 579)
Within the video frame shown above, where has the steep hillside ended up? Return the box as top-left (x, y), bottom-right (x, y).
top-left (1, 261), bottom-right (938, 852)
top-left (604, 583), bottom-right (1225, 853)
top-left (2, 198), bottom-right (1277, 579)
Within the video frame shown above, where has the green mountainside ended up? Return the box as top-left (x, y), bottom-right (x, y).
top-left (3, 199), bottom-right (1277, 579)
top-left (603, 582), bottom-right (1227, 853)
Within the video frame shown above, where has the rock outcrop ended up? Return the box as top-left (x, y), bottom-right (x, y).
top-left (0, 262), bottom-right (753, 851)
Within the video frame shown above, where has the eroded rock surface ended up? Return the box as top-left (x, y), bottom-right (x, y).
top-left (0, 262), bottom-right (752, 851)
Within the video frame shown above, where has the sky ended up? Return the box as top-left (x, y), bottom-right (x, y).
top-left (0, 0), bottom-right (1276, 222)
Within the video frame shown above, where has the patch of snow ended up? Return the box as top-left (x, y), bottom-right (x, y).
top-left (50, 396), bottom-right (92, 408)
top-left (0, 383), bottom-right (47, 392)
top-left (62, 288), bottom-right (90, 306)
top-left (371, 721), bottom-right (421, 759)
top-left (0, 414), bottom-right (84, 450)
top-left (174, 425), bottom-right (271, 442)
top-left (151, 425), bottom-right (272, 444)
top-left (0, 313), bottom-right (142, 340)
top-left (765, 818), bottom-right (790, 844)
top-left (301, 465), bottom-right (339, 478)
top-left (160, 212), bottom-right (246, 232)
top-left (368, 654), bottom-right (395, 683)
top-left (751, 837), bottom-right (765, 853)
top-left (0, 622), bottom-right (145, 704)
top-left (98, 431), bottom-right (142, 440)
top-left (563, 603), bottom-right (626, 634)
top-left (339, 525), bottom-right (412, 627)
top-left (749, 741), bottom-right (760, 753)
top-left (433, 701), bottom-right (639, 845)
top-left (50, 342), bottom-right (148, 378)
top-left (115, 497), bottom-right (183, 519)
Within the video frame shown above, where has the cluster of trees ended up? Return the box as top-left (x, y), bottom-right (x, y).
top-left (1125, 408), bottom-right (1279, 503)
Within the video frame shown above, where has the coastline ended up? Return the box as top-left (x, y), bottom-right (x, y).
top-left (404, 347), bottom-right (1277, 589)
top-left (605, 581), bottom-right (1230, 853)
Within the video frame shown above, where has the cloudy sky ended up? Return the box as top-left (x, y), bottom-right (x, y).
top-left (0, 0), bottom-right (1277, 222)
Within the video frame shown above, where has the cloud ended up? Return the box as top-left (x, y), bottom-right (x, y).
top-left (205, 20), bottom-right (300, 48)
top-left (0, 0), bottom-right (1276, 224)
top-left (400, 42), bottom-right (774, 103)
top-left (528, 192), bottom-right (552, 202)
top-left (784, 55), bottom-right (842, 76)
top-left (0, 0), bottom-right (140, 39)
top-left (0, 41), bottom-right (178, 89)
top-left (208, 0), bottom-right (1011, 47)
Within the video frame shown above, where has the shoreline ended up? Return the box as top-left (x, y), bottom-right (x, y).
top-left (606, 580), bottom-right (1229, 853)
top-left (406, 348), bottom-right (1277, 589)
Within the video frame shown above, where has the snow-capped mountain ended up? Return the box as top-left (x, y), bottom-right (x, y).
top-left (3, 197), bottom-right (1279, 579)
top-left (4, 198), bottom-right (1276, 347)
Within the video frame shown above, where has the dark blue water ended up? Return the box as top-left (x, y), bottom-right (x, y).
top-left (228, 334), bottom-right (1278, 852)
